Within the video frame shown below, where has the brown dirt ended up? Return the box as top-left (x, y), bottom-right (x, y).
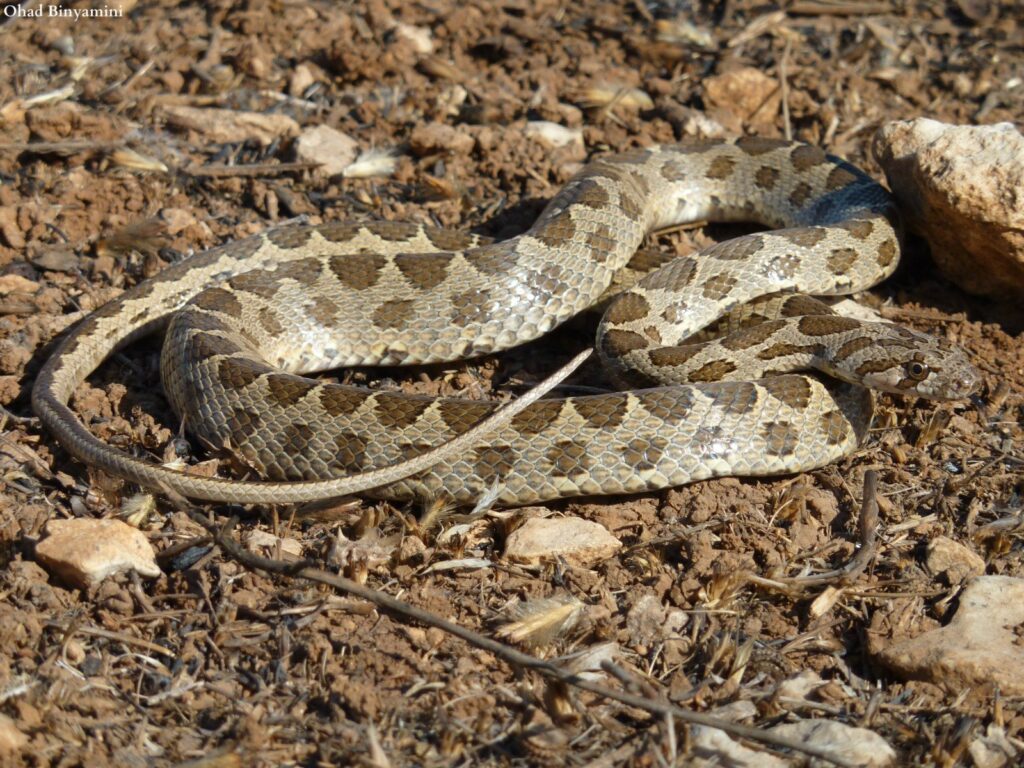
top-left (1, 1), bottom-right (1022, 765)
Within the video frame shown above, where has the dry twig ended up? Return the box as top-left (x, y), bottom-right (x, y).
top-left (195, 513), bottom-right (860, 767)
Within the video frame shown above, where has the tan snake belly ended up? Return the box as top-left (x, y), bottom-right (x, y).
top-left (32, 138), bottom-right (979, 505)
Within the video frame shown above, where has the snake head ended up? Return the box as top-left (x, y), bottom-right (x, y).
top-left (833, 327), bottom-right (981, 400)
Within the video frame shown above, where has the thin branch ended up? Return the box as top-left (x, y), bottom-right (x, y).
top-left (749, 470), bottom-right (880, 590)
top-left (196, 512), bottom-right (859, 767)
top-left (188, 161), bottom-right (322, 178)
top-left (46, 621), bottom-right (178, 658)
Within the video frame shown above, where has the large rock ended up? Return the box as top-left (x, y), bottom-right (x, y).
top-left (293, 125), bottom-right (358, 177)
top-left (874, 576), bottom-right (1024, 695)
top-left (35, 518), bottom-right (161, 589)
top-left (771, 720), bottom-right (896, 767)
top-left (874, 119), bottom-right (1024, 298)
top-left (504, 515), bottom-right (621, 567)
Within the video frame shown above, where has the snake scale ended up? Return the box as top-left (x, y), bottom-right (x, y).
top-left (32, 138), bottom-right (980, 505)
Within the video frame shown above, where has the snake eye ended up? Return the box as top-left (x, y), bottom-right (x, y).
top-left (905, 361), bottom-right (930, 381)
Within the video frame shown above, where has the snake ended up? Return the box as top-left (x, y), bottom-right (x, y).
top-left (32, 138), bottom-right (980, 506)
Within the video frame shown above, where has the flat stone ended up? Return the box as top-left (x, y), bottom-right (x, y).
top-left (161, 105), bottom-right (299, 146)
top-left (243, 529), bottom-right (304, 562)
top-left (969, 724), bottom-right (1020, 768)
top-left (409, 123), bottom-right (474, 156)
top-left (691, 724), bottom-right (788, 768)
top-left (926, 536), bottom-right (986, 583)
top-left (625, 594), bottom-right (688, 648)
top-left (874, 119), bottom-right (1024, 298)
top-left (293, 124), bottom-right (358, 178)
top-left (504, 516), bottom-right (621, 567)
top-left (702, 66), bottom-right (781, 134)
top-left (771, 720), bottom-right (896, 767)
top-left (35, 518), bottom-right (161, 589)
top-left (0, 714), bottom-right (27, 754)
top-left (524, 121), bottom-right (584, 149)
top-left (875, 576), bottom-right (1024, 695)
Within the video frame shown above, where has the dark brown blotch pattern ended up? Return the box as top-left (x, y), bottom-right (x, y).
top-left (366, 221), bottom-right (422, 242)
top-left (373, 393), bottom-right (432, 428)
top-left (258, 307), bottom-right (283, 336)
top-left (711, 234), bottom-right (766, 261)
top-left (660, 160), bottom-right (688, 181)
top-left (756, 341), bottom-right (824, 361)
top-left (601, 328), bottom-right (649, 357)
top-left (826, 166), bottom-right (859, 191)
top-left (192, 287), bottom-right (243, 317)
top-left (709, 381), bottom-right (759, 415)
top-left (720, 319), bottom-right (788, 351)
top-left (267, 226), bottom-right (313, 250)
top-left (573, 394), bottom-right (628, 430)
top-left (766, 253), bottom-right (801, 279)
top-left (532, 215), bottom-right (577, 248)
top-left (754, 165), bottom-right (779, 190)
top-left (281, 422), bottom-right (315, 457)
top-left (790, 145), bottom-right (826, 171)
top-left (316, 222), bottom-right (361, 243)
top-left (605, 292), bottom-right (651, 324)
top-left (635, 388), bottom-right (694, 421)
top-left (545, 439), bottom-right (593, 477)
top-left (218, 357), bottom-right (271, 389)
top-left (330, 430), bottom-right (369, 471)
top-left (760, 376), bottom-right (813, 409)
top-left (689, 359), bottom-right (738, 382)
top-left (705, 155), bottom-right (736, 180)
top-left (372, 298), bottom-right (416, 329)
top-left (511, 399), bottom-right (565, 435)
top-left (789, 182), bottom-right (813, 208)
top-left (797, 315), bottom-right (862, 337)
top-left (649, 345), bottom-right (702, 368)
top-left (701, 273), bottom-right (738, 301)
top-left (437, 399), bottom-right (497, 434)
top-left (877, 238), bottom-right (897, 267)
top-left (394, 252), bottom-right (453, 290)
top-left (584, 223), bottom-right (617, 262)
top-left (570, 178), bottom-right (611, 211)
top-left (472, 445), bottom-right (517, 482)
top-left (827, 247), bottom-right (858, 275)
top-left (643, 256), bottom-right (697, 290)
top-left (780, 228), bottom-right (826, 248)
top-left (622, 435), bottom-right (668, 471)
top-left (762, 420), bottom-right (798, 456)
top-left (448, 288), bottom-right (493, 326)
top-left (736, 137), bottom-right (790, 155)
top-left (305, 295), bottom-right (340, 326)
top-left (319, 386), bottom-right (369, 417)
top-left (226, 406), bottom-right (263, 441)
top-left (274, 257), bottom-right (323, 285)
top-left (463, 241), bottom-right (518, 275)
top-left (329, 252), bottom-right (387, 290)
top-left (835, 336), bottom-right (874, 361)
top-left (266, 373), bottom-right (316, 407)
top-left (837, 218), bottom-right (874, 240)
top-left (229, 269), bottom-right (282, 300)
top-left (192, 332), bottom-right (244, 360)
top-left (820, 409), bottom-right (850, 445)
top-left (425, 228), bottom-right (480, 252)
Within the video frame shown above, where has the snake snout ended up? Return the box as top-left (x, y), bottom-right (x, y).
top-left (952, 364), bottom-right (982, 399)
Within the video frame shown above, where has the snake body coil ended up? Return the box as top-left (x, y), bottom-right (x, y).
top-left (33, 139), bottom-right (980, 504)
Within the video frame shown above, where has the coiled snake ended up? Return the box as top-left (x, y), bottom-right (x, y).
top-left (32, 138), bottom-right (980, 505)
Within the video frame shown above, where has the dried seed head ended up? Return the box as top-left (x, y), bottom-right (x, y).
top-left (342, 148), bottom-right (400, 179)
top-left (496, 595), bottom-right (584, 649)
top-left (574, 85), bottom-right (654, 111)
top-left (109, 147), bottom-right (169, 174)
top-left (120, 492), bottom-right (157, 527)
